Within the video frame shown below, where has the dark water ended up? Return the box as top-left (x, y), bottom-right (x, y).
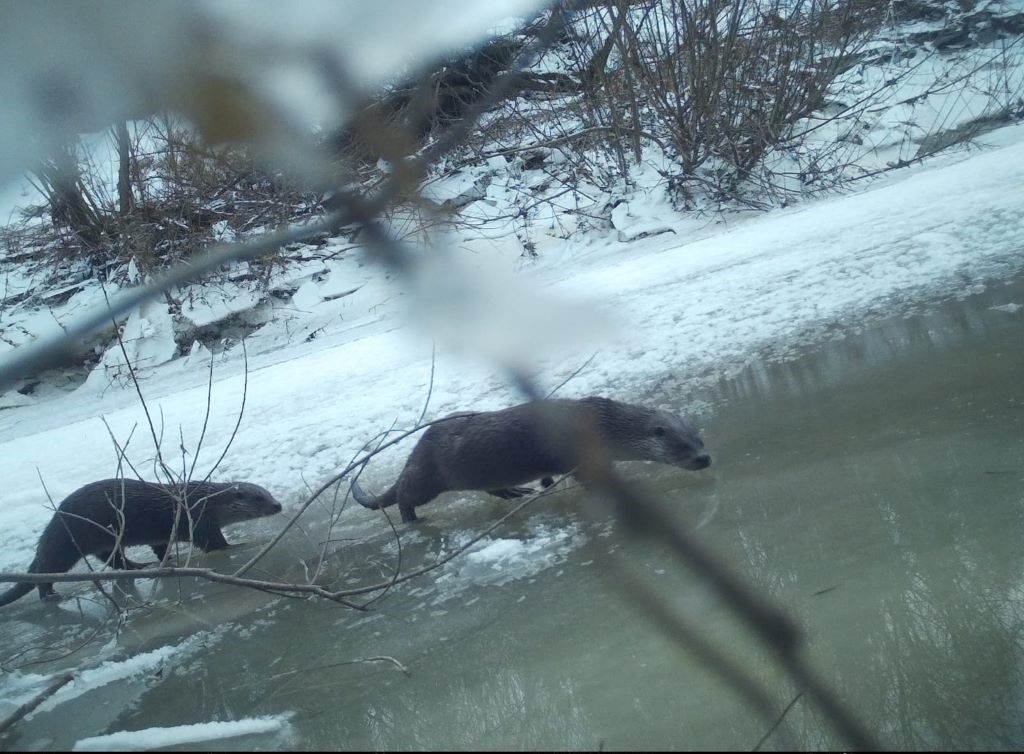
top-left (2, 276), bottom-right (1022, 750)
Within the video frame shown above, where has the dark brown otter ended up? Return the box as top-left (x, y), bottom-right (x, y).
top-left (0, 479), bottom-right (283, 606)
top-left (352, 396), bottom-right (711, 523)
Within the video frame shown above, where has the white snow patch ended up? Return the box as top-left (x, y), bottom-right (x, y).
top-left (180, 339), bottom-right (214, 368)
top-left (72, 714), bottom-right (292, 751)
top-left (82, 299), bottom-right (178, 391)
top-left (36, 633), bottom-right (214, 714)
top-left (0, 631), bottom-right (219, 724)
top-left (467, 538), bottom-right (531, 564)
top-left (610, 193), bottom-right (679, 243)
top-left (180, 283), bottom-right (265, 327)
top-left (441, 522), bottom-right (585, 591)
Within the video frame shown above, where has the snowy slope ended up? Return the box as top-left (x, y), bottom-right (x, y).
top-left (1, 123), bottom-right (1022, 577)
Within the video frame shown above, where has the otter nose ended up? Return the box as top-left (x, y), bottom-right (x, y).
top-left (692, 454), bottom-right (711, 469)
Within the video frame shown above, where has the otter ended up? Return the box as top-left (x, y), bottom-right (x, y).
top-left (351, 396), bottom-right (711, 523)
top-left (0, 479), bottom-right (283, 606)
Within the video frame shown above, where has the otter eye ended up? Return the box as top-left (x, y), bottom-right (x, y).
top-left (653, 426), bottom-right (666, 437)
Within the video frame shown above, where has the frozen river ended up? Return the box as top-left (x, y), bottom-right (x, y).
top-left (2, 270), bottom-right (1021, 750)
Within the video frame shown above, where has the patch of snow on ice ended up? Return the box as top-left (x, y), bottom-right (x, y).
top-left (0, 631), bottom-right (221, 723)
top-left (72, 714), bottom-right (292, 751)
top-left (430, 522), bottom-right (586, 601)
top-left (467, 538), bottom-right (529, 564)
top-left (34, 632), bottom-right (216, 715)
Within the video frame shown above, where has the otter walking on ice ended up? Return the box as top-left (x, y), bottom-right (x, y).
top-left (351, 396), bottom-right (711, 523)
top-left (0, 479), bottom-right (283, 606)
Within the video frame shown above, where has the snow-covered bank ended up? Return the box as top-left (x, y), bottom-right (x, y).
top-left (1, 124), bottom-right (1023, 582)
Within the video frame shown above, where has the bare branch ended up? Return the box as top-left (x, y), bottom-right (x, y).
top-left (0, 673), bottom-right (74, 736)
top-left (0, 567), bottom-right (365, 609)
top-left (200, 339), bottom-right (249, 483)
top-left (753, 690), bottom-right (804, 751)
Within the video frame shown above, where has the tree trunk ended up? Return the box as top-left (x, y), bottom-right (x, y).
top-left (116, 120), bottom-right (134, 216)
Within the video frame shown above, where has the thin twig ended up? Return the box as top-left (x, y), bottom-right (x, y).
top-left (4, 613), bottom-right (115, 672)
top-left (309, 420), bottom-right (399, 583)
top-left (233, 412), bottom-right (475, 578)
top-left (0, 567), bottom-right (364, 609)
top-left (0, 673), bottom-right (74, 736)
top-left (187, 354), bottom-right (217, 481)
top-left (546, 350), bottom-right (599, 398)
top-left (417, 342), bottom-right (436, 428)
top-left (262, 654), bottom-right (410, 688)
top-left (325, 474), bottom-right (569, 599)
top-left (753, 690), bottom-right (803, 752)
top-left (354, 500), bottom-right (403, 609)
top-left (101, 285), bottom-right (176, 485)
top-left (201, 339), bottom-right (249, 483)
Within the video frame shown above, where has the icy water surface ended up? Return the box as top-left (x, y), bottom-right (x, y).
top-left (2, 276), bottom-right (1023, 750)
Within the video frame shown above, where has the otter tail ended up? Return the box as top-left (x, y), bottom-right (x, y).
top-left (0, 582), bottom-right (34, 607)
top-left (350, 479), bottom-right (397, 511)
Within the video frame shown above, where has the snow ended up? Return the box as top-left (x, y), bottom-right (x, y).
top-left (82, 299), bottom-right (178, 392)
top-left (181, 285), bottom-right (266, 329)
top-left (0, 631), bottom-right (219, 724)
top-left (462, 526), bottom-right (582, 583)
top-left (389, 520), bottom-right (587, 607)
top-left (1, 5), bottom-right (1024, 739)
top-left (1, 125), bottom-right (1024, 585)
top-left (71, 714), bottom-right (292, 751)
top-left (468, 538), bottom-right (526, 563)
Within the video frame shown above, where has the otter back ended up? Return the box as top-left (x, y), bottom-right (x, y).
top-left (0, 478), bottom-right (282, 607)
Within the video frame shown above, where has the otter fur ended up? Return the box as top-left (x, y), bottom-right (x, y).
top-left (0, 479), bottom-right (283, 606)
top-left (352, 396), bottom-right (711, 523)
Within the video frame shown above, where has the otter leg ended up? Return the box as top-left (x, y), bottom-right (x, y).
top-left (540, 477), bottom-right (555, 488)
top-left (393, 470), bottom-right (447, 524)
top-left (399, 501), bottom-right (419, 523)
top-left (195, 525), bottom-right (230, 551)
top-left (488, 487), bottom-right (536, 500)
top-left (151, 543), bottom-right (168, 562)
top-left (38, 584), bottom-right (59, 601)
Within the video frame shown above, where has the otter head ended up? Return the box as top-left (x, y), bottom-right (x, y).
top-left (609, 404), bottom-right (711, 471)
top-left (216, 482), bottom-right (284, 525)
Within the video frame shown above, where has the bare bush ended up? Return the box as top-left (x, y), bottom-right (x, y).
top-left (563, 0), bottom-right (886, 197)
top-left (13, 116), bottom-right (325, 284)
